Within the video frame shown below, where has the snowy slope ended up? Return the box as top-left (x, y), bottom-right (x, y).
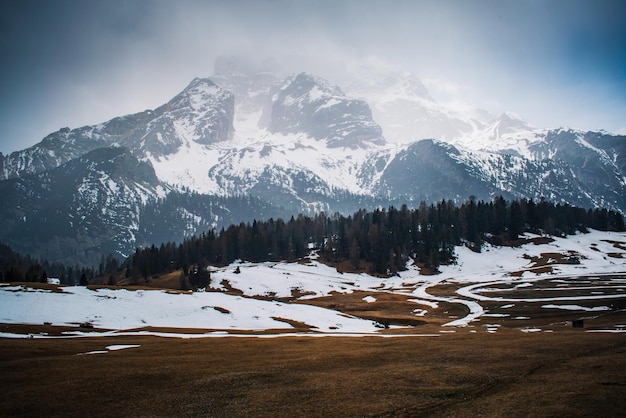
top-left (0, 147), bottom-right (168, 264)
top-left (1, 229), bottom-right (624, 336)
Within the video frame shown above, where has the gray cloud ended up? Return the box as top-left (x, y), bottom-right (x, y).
top-left (1, 0), bottom-right (625, 153)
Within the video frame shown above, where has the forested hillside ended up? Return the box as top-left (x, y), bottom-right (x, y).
top-left (0, 243), bottom-right (100, 285)
top-left (2, 198), bottom-right (623, 285)
top-left (129, 198), bottom-right (625, 280)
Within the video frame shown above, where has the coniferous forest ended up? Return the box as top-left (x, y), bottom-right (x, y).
top-left (1, 198), bottom-right (624, 283)
top-left (129, 197), bottom-right (625, 279)
top-left (0, 243), bottom-right (99, 285)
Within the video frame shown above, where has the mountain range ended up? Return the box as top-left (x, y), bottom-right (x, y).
top-left (1, 57), bottom-right (624, 266)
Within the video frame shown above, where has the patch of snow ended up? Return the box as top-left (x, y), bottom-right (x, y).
top-left (408, 298), bottom-right (439, 308)
top-left (78, 344), bottom-right (141, 355)
top-left (586, 329), bottom-right (626, 333)
top-left (541, 304), bottom-right (611, 312)
top-left (521, 328), bottom-right (543, 333)
top-left (107, 344), bottom-right (141, 351)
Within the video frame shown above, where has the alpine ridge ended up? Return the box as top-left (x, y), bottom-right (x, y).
top-left (1, 58), bottom-right (624, 265)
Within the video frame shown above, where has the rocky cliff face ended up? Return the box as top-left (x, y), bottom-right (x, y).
top-left (134, 77), bottom-right (234, 153)
top-left (269, 73), bottom-right (385, 149)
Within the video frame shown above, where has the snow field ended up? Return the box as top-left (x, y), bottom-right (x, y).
top-left (0, 229), bottom-right (624, 336)
top-left (0, 285), bottom-right (380, 333)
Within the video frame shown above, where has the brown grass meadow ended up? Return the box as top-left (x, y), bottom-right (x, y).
top-left (1, 329), bottom-right (625, 417)
top-left (2, 281), bottom-right (626, 417)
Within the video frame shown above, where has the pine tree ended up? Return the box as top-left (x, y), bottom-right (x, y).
top-left (349, 238), bottom-right (360, 270)
top-left (508, 200), bottom-right (523, 240)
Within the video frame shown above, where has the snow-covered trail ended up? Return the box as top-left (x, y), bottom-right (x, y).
top-left (410, 277), bottom-right (485, 327)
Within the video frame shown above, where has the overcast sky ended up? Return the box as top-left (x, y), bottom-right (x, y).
top-left (1, 0), bottom-right (625, 153)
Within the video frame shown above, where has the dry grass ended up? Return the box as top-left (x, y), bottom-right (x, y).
top-left (147, 270), bottom-right (185, 289)
top-left (2, 282), bottom-right (65, 293)
top-left (303, 291), bottom-right (431, 328)
top-left (1, 330), bottom-right (625, 417)
top-left (3, 270), bottom-right (626, 416)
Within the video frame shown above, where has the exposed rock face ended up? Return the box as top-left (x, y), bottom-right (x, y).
top-left (141, 77), bottom-right (234, 150)
top-left (269, 73), bottom-right (385, 148)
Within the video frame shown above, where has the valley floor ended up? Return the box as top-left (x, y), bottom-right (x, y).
top-left (1, 329), bottom-right (625, 417)
top-left (1, 229), bottom-right (625, 416)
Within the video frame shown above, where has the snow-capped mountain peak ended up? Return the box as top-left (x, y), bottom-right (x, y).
top-left (144, 70), bottom-right (388, 198)
top-left (140, 77), bottom-right (235, 152)
top-left (175, 77), bottom-right (225, 111)
top-left (494, 111), bottom-right (532, 134)
top-left (385, 71), bottom-right (434, 102)
top-left (274, 72), bottom-right (345, 101)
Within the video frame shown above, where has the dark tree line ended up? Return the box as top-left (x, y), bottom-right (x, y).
top-left (0, 243), bottom-right (96, 285)
top-left (130, 197), bottom-right (625, 278)
top-left (2, 198), bottom-right (623, 285)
